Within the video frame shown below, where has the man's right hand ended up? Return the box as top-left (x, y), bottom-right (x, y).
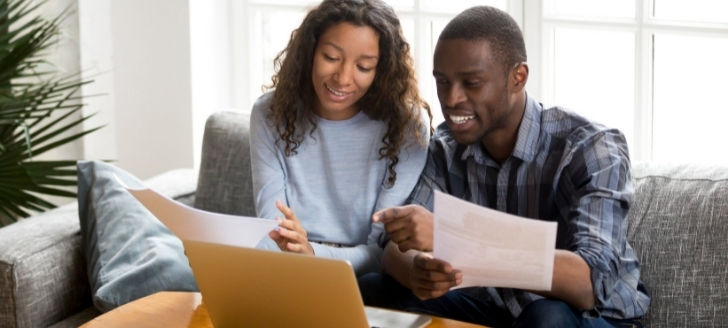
top-left (410, 252), bottom-right (462, 300)
top-left (372, 205), bottom-right (434, 252)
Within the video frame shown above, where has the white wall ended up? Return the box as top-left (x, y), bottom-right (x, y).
top-left (78, 0), bottom-right (194, 179)
top-left (36, 0), bottom-right (83, 161)
top-left (189, 0), bottom-right (236, 170)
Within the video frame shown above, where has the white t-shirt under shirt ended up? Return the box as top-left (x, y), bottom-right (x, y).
top-left (249, 91), bottom-right (428, 275)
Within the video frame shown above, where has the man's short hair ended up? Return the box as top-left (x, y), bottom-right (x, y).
top-left (438, 6), bottom-right (527, 71)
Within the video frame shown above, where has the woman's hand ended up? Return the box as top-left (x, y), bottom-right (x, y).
top-left (268, 200), bottom-right (315, 255)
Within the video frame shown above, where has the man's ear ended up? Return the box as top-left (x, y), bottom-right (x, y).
top-left (511, 62), bottom-right (529, 91)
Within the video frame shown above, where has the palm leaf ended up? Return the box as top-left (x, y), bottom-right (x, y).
top-left (0, 0), bottom-right (102, 226)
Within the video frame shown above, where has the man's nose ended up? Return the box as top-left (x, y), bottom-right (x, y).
top-left (442, 84), bottom-right (466, 108)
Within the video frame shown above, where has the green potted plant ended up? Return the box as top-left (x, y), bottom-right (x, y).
top-left (0, 0), bottom-right (101, 226)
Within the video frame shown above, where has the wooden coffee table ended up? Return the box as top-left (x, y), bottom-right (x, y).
top-left (81, 291), bottom-right (485, 327)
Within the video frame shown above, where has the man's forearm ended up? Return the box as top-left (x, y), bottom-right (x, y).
top-left (531, 250), bottom-right (595, 310)
top-left (384, 244), bottom-right (595, 309)
top-left (381, 241), bottom-right (418, 288)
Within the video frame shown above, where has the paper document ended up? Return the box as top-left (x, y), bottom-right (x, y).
top-left (365, 307), bottom-right (431, 328)
top-left (118, 175), bottom-right (277, 248)
top-left (433, 191), bottom-right (557, 291)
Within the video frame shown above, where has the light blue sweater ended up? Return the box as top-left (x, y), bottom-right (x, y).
top-left (249, 91), bottom-right (428, 275)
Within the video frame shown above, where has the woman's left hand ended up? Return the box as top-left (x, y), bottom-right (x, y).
top-left (268, 200), bottom-right (315, 255)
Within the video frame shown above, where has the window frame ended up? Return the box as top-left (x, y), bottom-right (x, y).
top-left (526, 0), bottom-right (728, 162)
top-left (230, 0), bottom-right (522, 124)
top-left (227, 0), bottom-right (728, 163)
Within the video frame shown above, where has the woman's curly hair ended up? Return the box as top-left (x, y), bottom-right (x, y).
top-left (265, 0), bottom-right (432, 186)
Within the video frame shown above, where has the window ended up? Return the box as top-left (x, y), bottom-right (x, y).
top-left (227, 0), bottom-right (728, 164)
top-left (530, 0), bottom-right (728, 163)
top-left (233, 0), bottom-right (515, 125)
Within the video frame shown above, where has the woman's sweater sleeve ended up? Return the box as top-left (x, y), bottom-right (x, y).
top-left (249, 96), bottom-right (286, 250)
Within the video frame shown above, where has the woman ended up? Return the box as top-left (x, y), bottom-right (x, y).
top-left (250, 0), bottom-right (431, 276)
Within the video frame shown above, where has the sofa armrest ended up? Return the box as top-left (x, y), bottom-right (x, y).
top-left (0, 167), bottom-right (198, 328)
top-left (0, 203), bottom-right (88, 328)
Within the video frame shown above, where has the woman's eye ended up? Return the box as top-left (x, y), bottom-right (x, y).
top-left (323, 54), bottom-right (338, 61)
top-left (357, 65), bottom-right (374, 72)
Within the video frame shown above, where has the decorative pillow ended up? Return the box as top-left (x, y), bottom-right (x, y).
top-left (77, 160), bottom-right (198, 312)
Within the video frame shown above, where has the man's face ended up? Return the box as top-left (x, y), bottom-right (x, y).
top-left (433, 39), bottom-right (518, 146)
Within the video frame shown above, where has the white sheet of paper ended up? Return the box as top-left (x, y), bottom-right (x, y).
top-left (433, 190), bottom-right (557, 291)
top-left (118, 176), bottom-right (277, 248)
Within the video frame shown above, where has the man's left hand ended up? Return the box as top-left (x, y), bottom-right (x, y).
top-left (372, 204), bottom-right (434, 252)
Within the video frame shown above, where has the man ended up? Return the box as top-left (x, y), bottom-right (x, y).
top-left (359, 6), bottom-right (650, 328)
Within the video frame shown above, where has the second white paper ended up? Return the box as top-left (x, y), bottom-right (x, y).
top-left (118, 176), bottom-right (277, 248)
top-left (433, 191), bottom-right (557, 291)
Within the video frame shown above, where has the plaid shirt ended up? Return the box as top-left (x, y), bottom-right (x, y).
top-left (409, 95), bottom-right (650, 319)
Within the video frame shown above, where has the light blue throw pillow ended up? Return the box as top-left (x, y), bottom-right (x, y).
top-left (77, 160), bottom-right (198, 312)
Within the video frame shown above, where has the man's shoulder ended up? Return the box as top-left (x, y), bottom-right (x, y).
top-left (539, 104), bottom-right (624, 146)
top-left (538, 104), bottom-right (631, 179)
top-left (431, 122), bottom-right (454, 144)
top-left (429, 122), bottom-right (466, 158)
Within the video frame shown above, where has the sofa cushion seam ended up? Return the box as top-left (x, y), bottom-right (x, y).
top-left (0, 261), bottom-right (18, 328)
top-left (634, 175), bottom-right (728, 183)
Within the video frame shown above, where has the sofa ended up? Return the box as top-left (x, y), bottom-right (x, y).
top-left (1, 110), bottom-right (727, 327)
top-left (0, 111), bottom-right (255, 327)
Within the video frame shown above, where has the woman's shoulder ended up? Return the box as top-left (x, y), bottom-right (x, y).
top-left (250, 91), bottom-right (275, 122)
top-left (253, 90), bottom-right (275, 111)
top-left (410, 106), bottom-right (432, 144)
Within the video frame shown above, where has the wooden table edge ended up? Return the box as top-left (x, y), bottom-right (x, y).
top-left (81, 291), bottom-right (485, 328)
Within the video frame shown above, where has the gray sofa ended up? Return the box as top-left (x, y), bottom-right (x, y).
top-left (0, 111), bottom-right (255, 327)
top-left (1, 111), bottom-right (727, 327)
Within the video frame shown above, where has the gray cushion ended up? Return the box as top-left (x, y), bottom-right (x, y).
top-left (194, 110), bottom-right (256, 216)
top-left (628, 162), bottom-right (728, 327)
top-left (77, 160), bottom-right (198, 312)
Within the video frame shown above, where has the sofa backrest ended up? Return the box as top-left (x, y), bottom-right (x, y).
top-left (194, 110), bottom-right (256, 216)
top-left (628, 162), bottom-right (728, 327)
top-left (193, 112), bottom-right (728, 325)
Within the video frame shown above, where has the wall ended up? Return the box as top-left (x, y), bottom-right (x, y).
top-left (189, 0), bottom-right (236, 171)
top-left (78, 0), bottom-right (194, 179)
top-left (36, 0), bottom-right (83, 161)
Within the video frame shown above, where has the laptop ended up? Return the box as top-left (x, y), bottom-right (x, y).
top-left (120, 180), bottom-right (431, 327)
top-left (182, 239), bottom-right (431, 328)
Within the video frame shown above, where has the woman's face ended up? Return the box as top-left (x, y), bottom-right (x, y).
top-left (311, 22), bottom-right (380, 120)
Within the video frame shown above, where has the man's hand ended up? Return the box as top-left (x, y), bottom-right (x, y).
top-left (269, 200), bottom-right (314, 255)
top-left (372, 205), bottom-right (434, 252)
top-left (410, 252), bottom-right (462, 300)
